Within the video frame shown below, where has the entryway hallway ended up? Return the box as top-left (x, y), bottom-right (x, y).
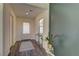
top-left (3, 3), bottom-right (53, 56)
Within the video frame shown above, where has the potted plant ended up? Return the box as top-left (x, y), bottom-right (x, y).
top-left (45, 36), bottom-right (54, 54)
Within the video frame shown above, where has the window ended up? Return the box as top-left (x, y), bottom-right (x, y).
top-left (23, 22), bottom-right (30, 34)
top-left (39, 19), bottom-right (44, 34)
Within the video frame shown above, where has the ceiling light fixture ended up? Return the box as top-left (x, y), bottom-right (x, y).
top-left (25, 9), bottom-right (32, 15)
top-left (26, 12), bottom-right (29, 15)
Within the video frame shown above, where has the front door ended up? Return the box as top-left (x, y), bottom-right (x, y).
top-left (50, 3), bottom-right (79, 56)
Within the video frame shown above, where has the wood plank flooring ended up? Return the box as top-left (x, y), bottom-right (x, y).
top-left (8, 39), bottom-right (48, 56)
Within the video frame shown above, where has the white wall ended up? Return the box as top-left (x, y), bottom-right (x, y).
top-left (3, 4), bottom-right (16, 55)
top-left (35, 10), bottom-right (49, 52)
top-left (0, 4), bottom-right (3, 56)
top-left (16, 17), bottom-right (36, 41)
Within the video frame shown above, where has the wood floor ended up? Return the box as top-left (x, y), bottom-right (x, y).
top-left (8, 39), bottom-right (48, 56)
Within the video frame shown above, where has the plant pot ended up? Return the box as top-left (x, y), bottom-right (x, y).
top-left (48, 44), bottom-right (52, 49)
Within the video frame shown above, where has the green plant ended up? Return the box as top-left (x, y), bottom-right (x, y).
top-left (45, 36), bottom-right (53, 47)
top-left (45, 36), bottom-right (54, 54)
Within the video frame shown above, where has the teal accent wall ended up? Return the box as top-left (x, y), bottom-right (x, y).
top-left (50, 3), bottom-right (79, 56)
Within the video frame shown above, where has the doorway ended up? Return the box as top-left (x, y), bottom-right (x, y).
top-left (9, 15), bottom-right (14, 47)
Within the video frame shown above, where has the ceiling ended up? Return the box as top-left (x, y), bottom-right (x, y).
top-left (28, 3), bottom-right (49, 9)
top-left (10, 3), bottom-right (48, 19)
